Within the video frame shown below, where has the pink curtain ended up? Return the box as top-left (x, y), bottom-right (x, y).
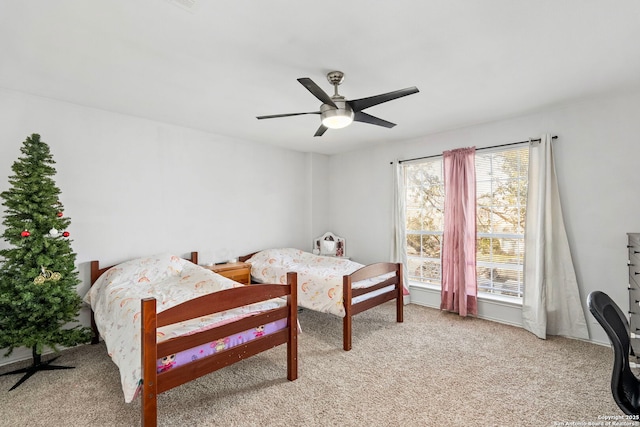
top-left (441, 147), bottom-right (477, 316)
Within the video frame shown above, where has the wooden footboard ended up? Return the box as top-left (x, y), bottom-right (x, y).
top-left (239, 250), bottom-right (404, 351)
top-left (141, 272), bottom-right (298, 426)
top-left (343, 262), bottom-right (403, 351)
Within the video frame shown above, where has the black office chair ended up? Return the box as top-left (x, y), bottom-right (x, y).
top-left (588, 290), bottom-right (640, 415)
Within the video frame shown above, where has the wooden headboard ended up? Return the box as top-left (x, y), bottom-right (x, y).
top-left (239, 251), bottom-right (258, 263)
top-left (90, 251), bottom-right (199, 285)
top-left (88, 251), bottom-right (198, 344)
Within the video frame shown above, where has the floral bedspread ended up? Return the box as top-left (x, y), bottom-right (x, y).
top-left (83, 253), bottom-right (285, 403)
top-left (247, 248), bottom-right (392, 317)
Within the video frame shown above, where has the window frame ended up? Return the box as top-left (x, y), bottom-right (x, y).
top-left (403, 144), bottom-right (528, 302)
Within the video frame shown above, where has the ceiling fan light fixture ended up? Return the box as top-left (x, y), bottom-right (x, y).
top-left (320, 101), bottom-right (354, 129)
top-left (322, 111), bottom-right (354, 129)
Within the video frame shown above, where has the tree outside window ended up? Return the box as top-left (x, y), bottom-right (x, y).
top-left (404, 145), bottom-right (528, 299)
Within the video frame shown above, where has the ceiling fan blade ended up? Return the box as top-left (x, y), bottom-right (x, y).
top-left (354, 111), bottom-right (396, 128)
top-left (348, 86), bottom-right (419, 112)
top-left (314, 124), bottom-right (328, 137)
top-left (256, 111), bottom-right (320, 120)
top-left (297, 78), bottom-right (337, 108)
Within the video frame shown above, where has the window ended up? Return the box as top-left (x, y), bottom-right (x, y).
top-left (405, 159), bottom-right (445, 287)
top-left (404, 145), bottom-right (529, 299)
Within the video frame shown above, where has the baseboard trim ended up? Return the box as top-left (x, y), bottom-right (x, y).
top-left (409, 284), bottom-right (524, 328)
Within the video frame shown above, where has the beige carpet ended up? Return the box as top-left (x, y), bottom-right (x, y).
top-left (0, 303), bottom-right (627, 427)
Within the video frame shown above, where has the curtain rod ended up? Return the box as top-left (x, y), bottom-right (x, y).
top-left (392, 135), bottom-right (558, 165)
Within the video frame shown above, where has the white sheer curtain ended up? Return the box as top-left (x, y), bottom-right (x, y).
top-left (391, 160), bottom-right (410, 299)
top-left (522, 134), bottom-right (589, 340)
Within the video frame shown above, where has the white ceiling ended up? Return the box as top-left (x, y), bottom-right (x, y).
top-left (2, 1), bottom-right (640, 155)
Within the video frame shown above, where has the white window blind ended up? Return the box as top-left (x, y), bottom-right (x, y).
top-left (404, 144), bottom-right (529, 299)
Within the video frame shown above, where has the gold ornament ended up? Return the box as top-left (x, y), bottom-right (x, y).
top-left (34, 266), bottom-right (62, 285)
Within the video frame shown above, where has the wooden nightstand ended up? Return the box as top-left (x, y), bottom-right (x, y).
top-left (205, 262), bottom-right (251, 285)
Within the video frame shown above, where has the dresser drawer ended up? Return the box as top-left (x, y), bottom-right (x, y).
top-left (629, 260), bottom-right (640, 288)
top-left (630, 246), bottom-right (640, 268)
top-left (629, 233), bottom-right (640, 267)
top-left (630, 313), bottom-right (640, 335)
top-left (631, 272), bottom-right (640, 292)
top-left (630, 287), bottom-right (640, 315)
top-left (205, 262), bottom-right (251, 285)
top-left (632, 337), bottom-right (640, 357)
top-left (219, 268), bottom-right (251, 284)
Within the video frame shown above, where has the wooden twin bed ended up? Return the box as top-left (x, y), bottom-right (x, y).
top-left (239, 248), bottom-right (404, 351)
top-left (88, 252), bottom-right (298, 427)
top-left (87, 248), bottom-right (403, 425)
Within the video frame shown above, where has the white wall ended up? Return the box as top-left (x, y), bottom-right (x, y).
top-left (308, 153), bottom-right (330, 250)
top-left (0, 88), bottom-right (311, 365)
top-left (329, 89), bottom-right (640, 345)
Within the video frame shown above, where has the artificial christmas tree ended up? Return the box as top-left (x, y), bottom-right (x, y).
top-left (0, 133), bottom-right (92, 390)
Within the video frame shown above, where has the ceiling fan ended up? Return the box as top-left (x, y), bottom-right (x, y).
top-left (256, 71), bottom-right (419, 137)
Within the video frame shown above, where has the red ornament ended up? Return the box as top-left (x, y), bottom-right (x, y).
top-left (57, 212), bottom-right (63, 217)
top-left (21, 230), bottom-right (30, 237)
top-left (62, 231), bottom-right (70, 237)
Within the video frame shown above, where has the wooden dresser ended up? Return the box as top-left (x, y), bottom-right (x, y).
top-left (628, 233), bottom-right (640, 359)
top-left (205, 262), bottom-right (251, 285)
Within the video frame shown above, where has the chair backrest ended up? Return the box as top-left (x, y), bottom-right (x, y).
top-left (587, 290), bottom-right (640, 415)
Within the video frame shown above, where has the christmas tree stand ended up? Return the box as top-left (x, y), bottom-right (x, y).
top-left (1, 346), bottom-right (74, 390)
